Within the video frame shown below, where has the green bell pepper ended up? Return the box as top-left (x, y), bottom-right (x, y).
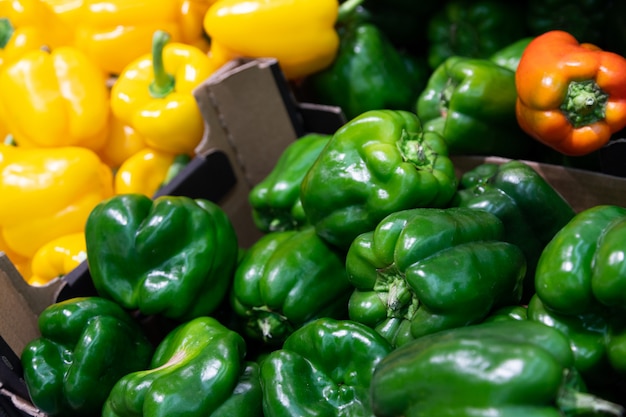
top-left (346, 207), bottom-right (525, 347)
top-left (85, 194), bottom-right (239, 321)
top-left (103, 316), bottom-right (262, 417)
top-left (249, 133), bottom-right (331, 233)
top-left (452, 160), bottom-right (576, 302)
top-left (526, 0), bottom-right (611, 47)
top-left (416, 56), bottom-right (533, 158)
top-left (230, 227), bottom-right (353, 346)
top-left (488, 37), bottom-right (533, 72)
top-left (426, 0), bottom-right (528, 70)
top-left (21, 297), bottom-right (153, 417)
top-left (260, 317), bottom-right (392, 417)
top-left (358, 0), bottom-right (439, 55)
top-left (530, 205), bottom-right (626, 393)
top-left (370, 320), bottom-right (626, 417)
top-left (302, 18), bottom-right (429, 121)
top-left (300, 109), bottom-right (458, 250)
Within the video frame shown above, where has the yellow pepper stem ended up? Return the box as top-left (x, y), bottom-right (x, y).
top-left (149, 30), bottom-right (176, 98)
top-left (0, 18), bottom-right (13, 49)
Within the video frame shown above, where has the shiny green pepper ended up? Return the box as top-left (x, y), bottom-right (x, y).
top-left (417, 56), bottom-right (533, 158)
top-left (346, 207), bottom-right (525, 347)
top-left (452, 160), bottom-right (576, 302)
top-left (370, 320), bottom-right (625, 417)
top-left (102, 316), bottom-right (262, 417)
top-left (426, 0), bottom-right (527, 70)
top-left (300, 109), bottom-right (457, 250)
top-left (531, 205), bottom-right (626, 392)
top-left (260, 317), bottom-right (392, 417)
top-left (303, 19), bottom-right (429, 120)
top-left (230, 227), bottom-right (353, 346)
top-left (85, 194), bottom-right (239, 321)
top-left (249, 133), bottom-right (331, 233)
top-left (21, 297), bottom-right (153, 417)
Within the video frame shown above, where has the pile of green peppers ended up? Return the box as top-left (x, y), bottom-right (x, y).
top-left (18, 0), bottom-right (626, 416)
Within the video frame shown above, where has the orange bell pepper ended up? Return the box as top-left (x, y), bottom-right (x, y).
top-left (515, 30), bottom-right (626, 156)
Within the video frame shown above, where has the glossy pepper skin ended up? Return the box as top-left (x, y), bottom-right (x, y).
top-left (29, 232), bottom-right (86, 287)
top-left (0, 46), bottom-right (110, 152)
top-left (202, 0), bottom-right (340, 80)
top-left (303, 18), bottom-right (429, 120)
top-left (0, 0), bottom-right (73, 68)
top-left (300, 109), bottom-right (457, 250)
top-left (0, 144), bottom-right (114, 259)
top-left (531, 205), bottom-right (626, 386)
top-left (21, 297), bottom-right (154, 417)
top-left (260, 318), bottom-right (392, 417)
top-left (417, 56), bottom-right (533, 158)
top-left (231, 227), bottom-right (353, 346)
top-left (249, 133), bottom-right (331, 233)
top-left (103, 316), bottom-right (263, 417)
top-left (426, 0), bottom-right (527, 70)
top-left (488, 37), bottom-right (533, 72)
top-left (114, 148), bottom-right (190, 197)
top-left (110, 30), bottom-right (217, 156)
top-left (85, 193), bottom-right (239, 321)
top-left (515, 30), bottom-right (626, 156)
top-left (370, 320), bottom-right (626, 417)
top-left (452, 160), bottom-right (576, 302)
top-left (73, 0), bottom-right (214, 75)
top-left (346, 207), bottom-right (525, 347)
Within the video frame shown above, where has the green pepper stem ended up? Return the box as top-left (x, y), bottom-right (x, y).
top-left (149, 30), bottom-right (176, 98)
top-left (560, 80), bottom-right (609, 128)
top-left (336, 0), bottom-right (365, 25)
top-left (557, 369), bottom-right (625, 416)
top-left (160, 154), bottom-right (192, 189)
top-left (0, 18), bottom-right (14, 49)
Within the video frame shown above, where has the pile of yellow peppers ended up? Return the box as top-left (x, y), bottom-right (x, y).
top-left (0, 0), bottom-right (342, 286)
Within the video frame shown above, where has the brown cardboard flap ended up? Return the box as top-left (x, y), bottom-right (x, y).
top-left (0, 254), bottom-right (64, 356)
top-left (453, 156), bottom-right (626, 212)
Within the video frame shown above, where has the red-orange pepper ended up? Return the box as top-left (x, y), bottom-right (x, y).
top-left (515, 30), bottom-right (626, 156)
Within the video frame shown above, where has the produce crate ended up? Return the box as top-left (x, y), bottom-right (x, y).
top-left (2, 56), bottom-right (626, 416)
top-left (0, 57), bottom-right (345, 416)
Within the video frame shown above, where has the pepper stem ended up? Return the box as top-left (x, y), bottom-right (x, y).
top-left (557, 369), bottom-right (625, 416)
top-left (560, 80), bottom-right (609, 128)
top-left (149, 30), bottom-right (176, 98)
top-left (336, 0), bottom-right (365, 25)
top-left (0, 18), bottom-right (14, 49)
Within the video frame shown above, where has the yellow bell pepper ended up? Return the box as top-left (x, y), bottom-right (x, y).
top-left (0, 45), bottom-right (111, 151)
top-left (114, 147), bottom-right (189, 197)
top-left (99, 113), bottom-right (148, 169)
top-left (0, 0), bottom-right (73, 68)
top-left (28, 232), bottom-right (86, 286)
top-left (0, 144), bottom-right (114, 259)
top-left (110, 30), bottom-right (218, 155)
top-left (73, 0), bottom-right (215, 75)
top-left (202, 0), bottom-right (340, 80)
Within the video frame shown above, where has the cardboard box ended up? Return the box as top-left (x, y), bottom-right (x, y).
top-left (2, 57), bottom-right (626, 415)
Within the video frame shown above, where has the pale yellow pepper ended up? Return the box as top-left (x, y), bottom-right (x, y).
top-left (111, 30), bottom-right (218, 155)
top-left (114, 147), bottom-right (188, 197)
top-left (28, 232), bottom-right (86, 286)
top-left (203, 0), bottom-right (340, 80)
top-left (73, 0), bottom-right (216, 75)
top-left (0, 46), bottom-right (111, 152)
top-left (0, 144), bottom-right (114, 259)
